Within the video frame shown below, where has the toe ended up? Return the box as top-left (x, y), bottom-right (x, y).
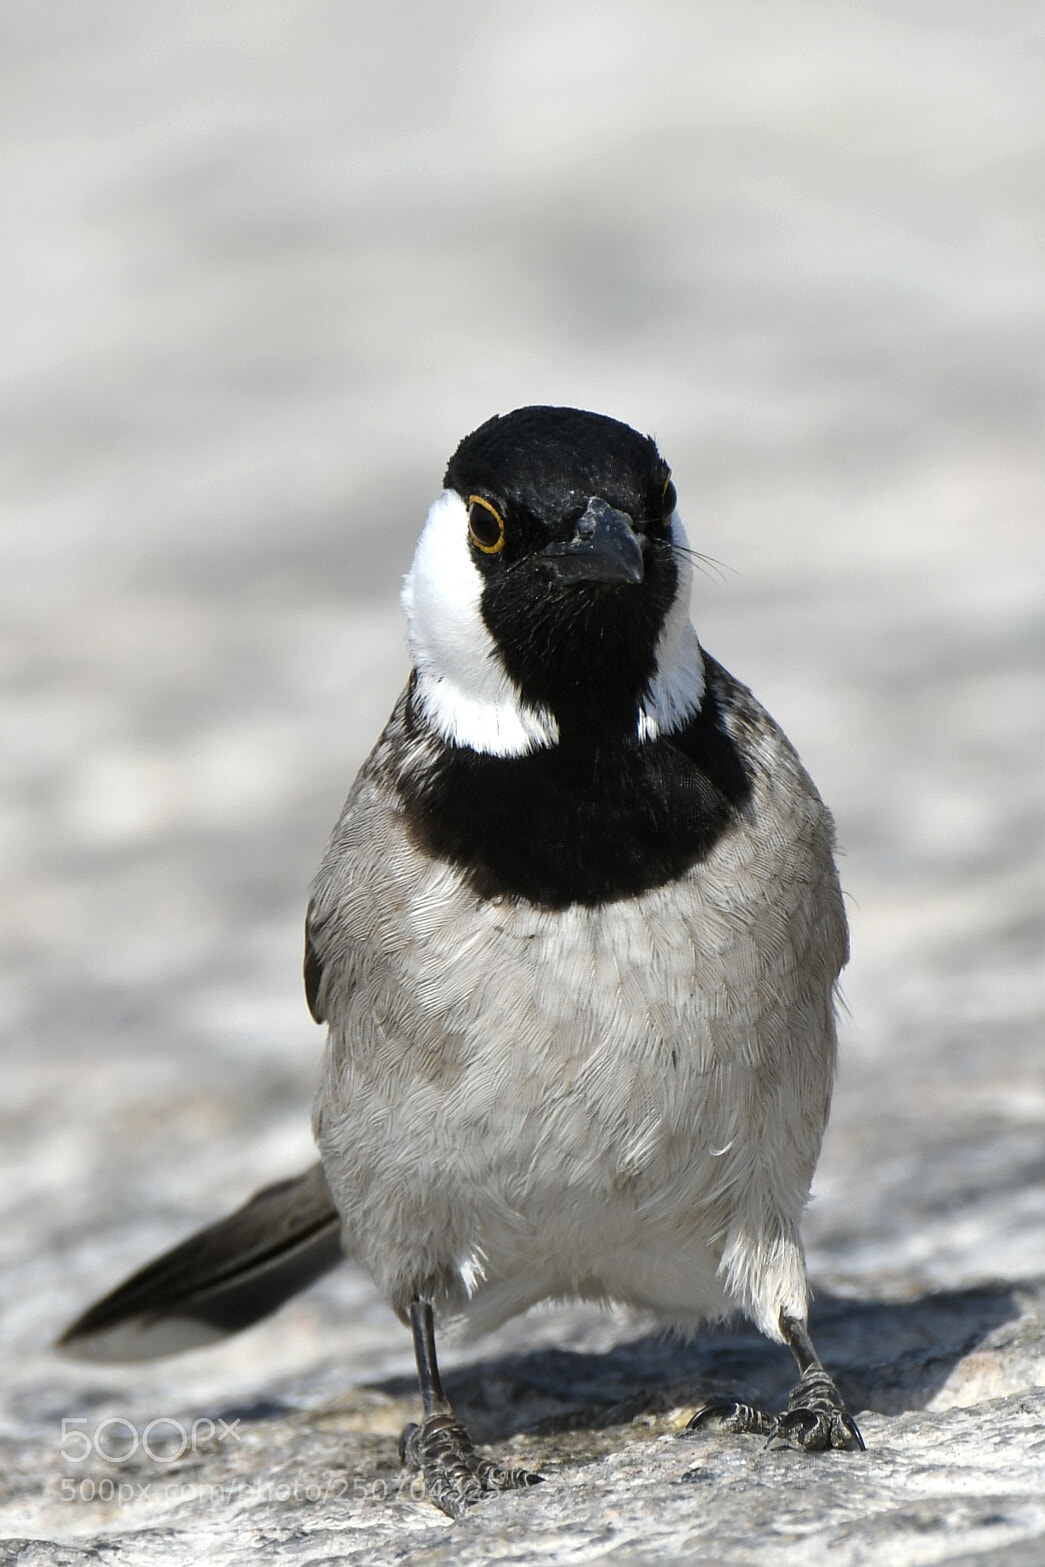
top-left (687, 1400), bottom-right (774, 1437)
top-left (770, 1408), bottom-right (831, 1451)
top-left (474, 1457), bottom-right (543, 1491)
top-left (770, 1405), bottom-right (865, 1453)
top-left (833, 1412), bottom-right (866, 1452)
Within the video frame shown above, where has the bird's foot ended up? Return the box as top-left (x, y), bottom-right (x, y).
top-left (399, 1413), bottom-right (542, 1520)
top-left (688, 1366), bottom-right (864, 1453)
top-left (772, 1364), bottom-right (865, 1450)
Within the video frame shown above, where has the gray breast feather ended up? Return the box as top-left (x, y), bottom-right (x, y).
top-left (308, 662), bottom-right (847, 1343)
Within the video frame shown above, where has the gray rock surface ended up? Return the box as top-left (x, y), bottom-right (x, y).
top-left (1, 3), bottom-right (1042, 1563)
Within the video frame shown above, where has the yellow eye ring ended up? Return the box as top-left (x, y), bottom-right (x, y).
top-left (467, 494), bottom-right (507, 554)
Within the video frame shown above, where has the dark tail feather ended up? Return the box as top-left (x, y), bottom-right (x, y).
top-left (58, 1163), bottom-right (344, 1363)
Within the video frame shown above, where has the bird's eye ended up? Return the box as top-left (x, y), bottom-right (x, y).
top-left (467, 495), bottom-right (506, 554)
top-left (661, 476), bottom-right (678, 517)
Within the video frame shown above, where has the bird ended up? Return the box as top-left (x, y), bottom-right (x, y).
top-left (60, 405), bottom-right (864, 1518)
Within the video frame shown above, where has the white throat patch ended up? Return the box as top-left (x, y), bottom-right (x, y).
top-left (401, 492), bottom-right (705, 758)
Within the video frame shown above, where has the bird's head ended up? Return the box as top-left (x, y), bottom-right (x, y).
top-left (402, 406), bottom-right (705, 756)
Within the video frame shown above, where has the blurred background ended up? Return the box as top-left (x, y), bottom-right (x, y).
top-left (1, 0), bottom-right (1042, 1469)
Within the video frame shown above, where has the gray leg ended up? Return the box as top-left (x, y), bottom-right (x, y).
top-left (687, 1311), bottom-right (865, 1452)
top-left (398, 1299), bottom-right (543, 1519)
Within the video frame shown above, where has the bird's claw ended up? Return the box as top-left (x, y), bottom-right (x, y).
top-left (768, 1403), bottom-right (864, 1451)
top-left (686, 1367), bottom-right (864, 1454)
top-left (399, 1413), bottom-right (542, 1520)
top-left (770, 1364), bottom-right (865, 1451)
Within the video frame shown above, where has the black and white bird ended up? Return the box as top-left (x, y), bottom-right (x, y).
top-left (61, 406), bottom-right (864, 1517)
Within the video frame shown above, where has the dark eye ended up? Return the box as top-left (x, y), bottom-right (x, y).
top-left (661, 476), bottom-right (678, 517)
top-left (467, 495), bottom-right (506, 554)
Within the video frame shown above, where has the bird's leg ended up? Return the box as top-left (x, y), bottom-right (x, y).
top-left (398, 1298), bottom-right (542, 1519)
top-left (772, 1312), bottom-right (865, 1451)
top-left (687, 1310), bottom-right (864, 1453)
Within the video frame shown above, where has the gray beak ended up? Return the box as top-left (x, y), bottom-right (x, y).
top-left (539, 498), bottom-right (645, 585)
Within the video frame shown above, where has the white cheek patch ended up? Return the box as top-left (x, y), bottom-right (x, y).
top-left (637, 512), bottom-right (706, 742)
top-left (402, 495), bottom-right (703, 754)
top-left (401, 490), bottom-right (560, 757)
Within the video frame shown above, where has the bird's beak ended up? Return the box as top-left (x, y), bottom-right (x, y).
top-left (540, 498), bottom-right (645, 585)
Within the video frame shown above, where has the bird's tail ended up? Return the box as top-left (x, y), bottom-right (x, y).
top-left (57, 1163), bottom-right (344, 1363)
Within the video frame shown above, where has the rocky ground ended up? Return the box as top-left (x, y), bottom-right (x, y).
top-left (1, 4), bottom-right (1042, 1564)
